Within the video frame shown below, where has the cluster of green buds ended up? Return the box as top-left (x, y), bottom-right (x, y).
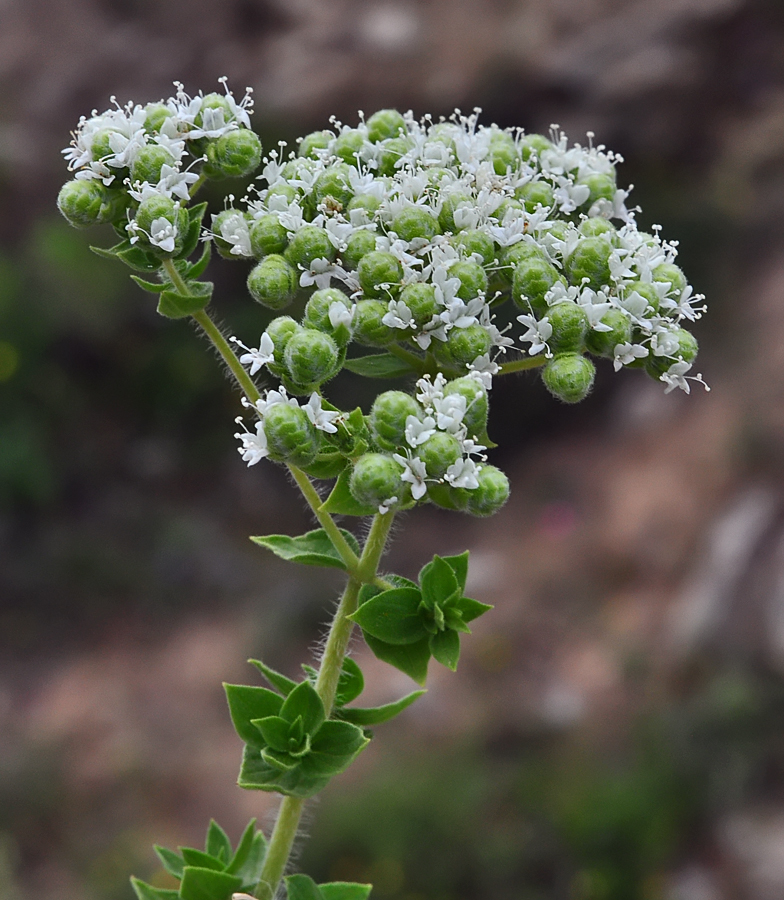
top-left (59, 82), bottom-right (709, 900)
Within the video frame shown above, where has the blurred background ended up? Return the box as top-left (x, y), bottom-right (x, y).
top-left (3, 0), bottom-right (784, 898)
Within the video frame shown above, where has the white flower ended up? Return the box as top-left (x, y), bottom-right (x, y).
top-left (303, 393), bottom-right (340, 433)
top-left (378, 496), bottom-right (398, 515)
top-left (235, 420), bottom-right (269, 466)
top-left (383, 300), bottom-right (416, 330)
top-left (254, 387), bottom-right (298, 417)
top-left (415, 373), bottom-right (447, 409)
top-left (328, 301), bottom-right (355, 330)
top-left (660, 359), bottom-right (710, 395)
top-left (232, 332), bottom-right (275, 375)
top-left (405, 415), bottom-right (436, 448)
top-left (149, 217), bottom-right (177, 253)
top-left (613, 342), bottom-right (648, 371)
top-left (393, 453), bottom-right (428, 500)
top-left (467, 355), bottom-right (499, 389)
top-left (432, 394), bottom-right (466, 433)
top-left (217, 212), bottom-right (252, 257)
top-left (300, 258), bottom-right (342, 290)
top-left (444, 457), bottom-right (481, 490)
top-left (158, 163), bottom-right (199, 201)
top-left (517, 314), bottom-right (553, 356)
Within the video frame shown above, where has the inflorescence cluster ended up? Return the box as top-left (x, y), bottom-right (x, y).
top-left (59, 82), bottom-right (708, 521)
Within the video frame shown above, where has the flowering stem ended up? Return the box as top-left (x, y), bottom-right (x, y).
top-left (254, 510), bottom-right (395, 899)
top-left (497, 355), bottom-right (547, 376)
top-left (387, 343), bottom-right (427, 375)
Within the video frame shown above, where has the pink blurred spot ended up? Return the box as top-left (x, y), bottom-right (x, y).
top-left (538, 500), bottom-right (578, 538)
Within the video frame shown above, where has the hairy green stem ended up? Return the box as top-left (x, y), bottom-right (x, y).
top-left (253, 795), bottom-right (306, 900)
top-left (498, 355), bottom-right (547, 375)
top-left (191, 307), bottom-right (262, 403)
top-left (387, 342), bottom-right (427, 375)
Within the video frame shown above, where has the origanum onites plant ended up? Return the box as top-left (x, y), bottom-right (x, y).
top-left (59, 80), bottom-right (708, 900)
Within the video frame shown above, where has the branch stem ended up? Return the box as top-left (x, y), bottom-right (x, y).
top-left (497, 355), bottom-right (547, 376)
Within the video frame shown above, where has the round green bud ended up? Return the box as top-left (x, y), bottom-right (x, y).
top-left (349, 453), bottom-right (404, 510)
top-left (547, 220), bottom-right (570, 242)
top-left (358, 251), bottom-right (403, 297)
top-left (625, 280), bottom-right (661, 316)
top-left (565, 237), bottom-right (612, 290)
top-left (450, 260), bottom-right (488, 301)
top-left (645, 328), bottom-right (699, 378)
top-left (284, 225), bottom-right (336, 269)
top-left (346, 194), bottom-right (381, 221)
top-left (333, 129), bottom-right (365, 165)
top-left (57, 179), bottom-right (112, 228)
top-left (313, 164), bottom-right (354, 211)
top-left (370, 390), bottom-right (421, 451)
top-left (376, 137), bottom-right (413, 176)
top-left (439, 324), bottom-right (493, 367)
top-left (520, 133), bottom-right (552, 161)
top-left (515, 181), bottom-right (554, 212)
top-left (264, 403), bottom-right (320, 467)
top-left (211, 208), bottom-right (248, 259)
top-left (438, 192), bottom-right (473, 233)
top-left (247, 255), bottom-right (298, 309)
top-left (418, 432), bottom-right (462, 480)
top-left (135, 195), bottom-right (188, 255)
top-left (427, 481), bottom-right (470, 512)
top-left (493, 198), bottom-right (524, 223)
top-left (366, 109), bottom-right (407, 143)
top-left (653, 263), bottom-right (687, 296)
top-left (392, 206), bottom-right (440, 243)
top-left (353, 299), bottom-right (397, 347)
top-left (579, 217), bottom-right (617, 240)
top-left (204, 129), bottom-right (263, 179)
top-left (489, 133), bottom-right (517, 175)
top-left (444, 376), bottom-right (488, 437)
top-left (542, 353), bottom-right (595, 404)
top-left (250, 214), bottom-right (289, 258)
top-left (342, 230), bottom-right (377, 270)
top-left (130, 145), bottom-right (174, 185)
top-left (585, 309), bottom-right (632, 358)
top-left (143, 103), bottom-right (173, 133)
top-left (89, 129), bottom-right (117, 162)
top-left (304, 287), bottom-right (353, 346)
top-left (512, 258), bottom-right (565, 316)
top-left (196, 93), bottom-right (231, 125)
top-left (465, 465), bottom-right (510, 517)
top-left (299, 130), bottom-right (333, 158)
top-left (284, 328), bottom-right (340, 387)
top-left (580, 173), bottom-right (616, 207)
top-left (266, 183), bottom-right (298, 205)
top-left (265, 317), bottom-right (301, 368)
top-left (453, 230), bottom-right (496, 266)
top-left (547, 302), bottom-right (589, 353)
top-left (498, 242), bottom-right (547, 284)
top-left (399, 283), bottom-right (438, 326)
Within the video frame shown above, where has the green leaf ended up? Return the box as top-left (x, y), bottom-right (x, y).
top-left (250, 528), bottom-right (360, 571)
top-left (364, 634), bottom-right (430, 685)
top-left (224, 684), bottom-right (283, 747)
top-left (285, 874), bottom-right (324, 900)
top-left (225, 819), bottom-right (261, 877)
top-left (232, 832), bottom-right (266, 888)
top-left (343, 353), bottom-right (417, 378)
top-left (130, 274), bottom-right (167, 293)
top-left (185, 240), bottom-right (212, 280)
top-left (116, 245), bottom-right (161, 272)
top-left (320, 469), bottom-right (377, 517)
top-left (301, 451), bottom-right (348, 480)
top-left (441, 551), bottom-right (469, 593)
top-left (154, 845), bottom-right (184, 879)
top-left (177, 202), bottom-right (209, 259)
top-left (179, 866), bottom-right (243, 900)
top-left (254, 715), bottom-right (293, 753)
top-left (301, 720), bottom-right (370, 777)
top-left (238, 744), bottom-right (331, 798)
top-left (130, 878), bottom-right (179, 900)
top-left (349, 588), bottom-right (427, 645)
top-left (429, 629), bottom-right (461, 671)
top-left (280, 680), bottom-right (325, 734)
top-left (261, 746), bottom-right (298, 771)
top-left (180, 849), bottom-right (225, 872)
top-left (189, 201), bottom-right (209, 228)
top-left (249, 659), bottom-right (298, 696)
top-left (456, 596), bottom-right (493, 623)
top-left (90, 239), bottom-right (129, 261)
top-left (157, 281), bottom-right (213, 319)
top-left (205, 820), bottom-right (232, 864)
top-left (419, 556), bottom-right (460, 610)
top-left (334, 657), bottom-right (364, 707)
top-left (320, 883), bottom-right (373, 900)
top-left (337, 689), bottom-right (426, 725)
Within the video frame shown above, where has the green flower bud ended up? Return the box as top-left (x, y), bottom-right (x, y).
top-left (264, 403), bottom-right (320, 467)
top-left (498, 242), bottom-right (547, 284)
top-left (565, 236), bottom-right (612, 290)
top-left (57, 179), bottom-right (113, 228)
top-left (342, 230), bottom-right (377, 269)
top-left (250, 214), bottom-right (289, 258)
top-left (399, 283), bottom-right (438, 326)
top-left (438, 192), bottom-right (473, 233)
top-left (515, 181), bottom-right (554, 212)
top-left (333, 129), bottom-right (365, 164)
top-left (542, 353), bottom-right (595, 403)
top-left (366, 109), bottom-right (407, 143)
top-left (358, 251), bottom-right (403, 297)
top-left (465, 465), bottom-right (510, 517)
top-left (376, 137), bottom-right (413, 176)
top-left (585, 309), bottom-right (632, 357)
top-left (211, 208), bottom-right (248, 259)
top-left (547, 302), bottom-right (589, 353)
top-left (453, 230), bottom-right (496, 266)
top-left (247, 255), bottom-right (298, 309)
top-left (418, 432), bottom-right (462, 479)
top-left (346, 194), bottom-right (381, 220)
top-left (267, 183), bottom-right (298, 205)
top-left (349, 453), bottom-right (404, 510)
top-left (265, 317), bottom-right (301, 369)
top-left (143, 103), bottom-right (173, 133)
top-left (352, 299), bottom-right (396, 347)
top-left (135, 195), bottom-right (188, 255)
top-left (204, 129), bottom-right (263, 179)
top-left (304, 288), bottom-right (353, 345)
top-left (625, 280), bottom-right (661, 315)
top-left (579, 217), bottom-right (617, 240)
top-left (520, 134), bottom-right (552, 161)
top-left (653, 263), bottom-right (687, 296)
top-left (493, 198), bottom-right (524, 223)
top-left (283, 328), bottom-right (339, 387)
top-left (313, 164), bottom-right (354, 211)
top-left (645, 328), bottom-right (699, 378)
top-left (392, 207), bottom-right (440, 243)
top-left (130, 145), bottom-right (174, 185)
top-left (489, 133), bottom-right (517, 175)
top-left (444, 376), bottom-right (488, 437)
top-left (370, 390), bottom-right (421, 451)
top-left (579, 173), bottom-right (616, 207)
top-left (441, 323), bottom-right (493, 365)
top-left (196, 93), bottom-right (231, 125)
top-left (298, 130), bottom-right (333, 158)
top-left (512, 258), bottom-right (565, 315)
top-left (284, 225), bottom-right (336, 269)
top-left (450, 260), bottom-right (488, 300)
top-left (89, 129), bottom-right (117, 162)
